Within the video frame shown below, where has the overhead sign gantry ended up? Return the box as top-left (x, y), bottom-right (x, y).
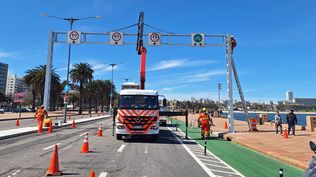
top-left (43, 11), bottom-right (242, 133)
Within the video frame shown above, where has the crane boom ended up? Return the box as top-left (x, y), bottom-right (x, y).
top-left (140, 47), bottom-right (147, 90)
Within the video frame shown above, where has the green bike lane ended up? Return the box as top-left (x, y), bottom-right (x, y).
top-left (176, 120), bottom-right (304, 177)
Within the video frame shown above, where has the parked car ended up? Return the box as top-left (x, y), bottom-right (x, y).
top-left (0, 108), bottom-right (4, 114)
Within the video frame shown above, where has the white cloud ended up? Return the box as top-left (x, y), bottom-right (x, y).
top-left (161, 91), bottom-right (218, 101)
top-left (0, 51), bottom-right (14, 58)
top-left (179, 70), bottom-right (226, 83)
top-left (148, 59), bottom-right (218, 71)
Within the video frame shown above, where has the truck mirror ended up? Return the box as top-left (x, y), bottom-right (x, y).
top-left (163, 99), bottom-right (167, 107)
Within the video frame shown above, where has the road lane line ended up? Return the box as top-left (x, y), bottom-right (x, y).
top-left (211, 169), bottom-right (237, 175)
top-left (204, 163), bottom-right (230, 169)
top-left (43, 143), bottom-right (61, 150)
top-left (117, 144), bottom-right (126, 152)
top-left (99, 172), bottom-right (108, 177)
top-left (176, 128), bottom-right (245, 177)
top-left (62, 145), bottom-right (73, 150)
top-left (167, 127), bottom-right (216, 177)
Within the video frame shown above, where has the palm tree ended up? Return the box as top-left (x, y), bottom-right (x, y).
top-left (70, 63), bottom-right (94, 114)
top-left (84, 80), bottom-right (97, 113)
top-left (24, 65), bottom-right (60, 111)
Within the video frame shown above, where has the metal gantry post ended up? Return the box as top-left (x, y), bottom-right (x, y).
top-left (226, 35), bottom-right (234, 133)
top-left (43, 32), bottom-right (55, 110)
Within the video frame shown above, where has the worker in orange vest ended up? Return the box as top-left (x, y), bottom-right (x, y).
top-left (34, 105), bottom-right (48, 128)
top-left (198, 108), bottom-right (213, 139)
top-left (231, 36), bottom-right (237, 54)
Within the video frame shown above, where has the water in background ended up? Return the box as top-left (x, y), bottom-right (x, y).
top-left (222, 112), bottom-right (316, 126)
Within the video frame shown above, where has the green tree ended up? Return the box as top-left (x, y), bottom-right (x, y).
top-left (24, 65), bottom-right (60, 111)
top-left (84, 80), bottom-right (97, 113)
top-left (70, 63), bottom-right (94, 114)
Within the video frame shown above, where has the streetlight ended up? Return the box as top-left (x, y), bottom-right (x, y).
top-left (41, 13), bottom-right (102, 123)
top-left (109, 63), bottom-right (117, 113)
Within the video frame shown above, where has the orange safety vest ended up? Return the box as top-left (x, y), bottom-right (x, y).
top-left (198, 113), bottom-right (210, 125)
top-left (36, 109), bottom-right (46, 120)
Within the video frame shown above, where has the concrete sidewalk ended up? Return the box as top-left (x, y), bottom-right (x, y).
top-left (175, 113), bottom-right (314, 170)
top-left (0, 115), bottom-right (111, 140)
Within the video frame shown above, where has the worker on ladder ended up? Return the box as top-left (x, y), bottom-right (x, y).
top-left (231, 36), bottom-right (237, 54)
top-left (198, 108), bottom-right (213, 139)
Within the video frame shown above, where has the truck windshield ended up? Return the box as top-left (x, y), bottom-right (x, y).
top-left (119, 95), bottom-right (159, 110)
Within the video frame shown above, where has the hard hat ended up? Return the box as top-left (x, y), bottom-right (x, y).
top-left (202, 108), bottom-right (206, 111)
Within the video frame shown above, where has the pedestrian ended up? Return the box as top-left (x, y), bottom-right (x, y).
top-left (35, 105), bottom-right (48, 128)
top-left (286, 110), bottom-right (297, 136)
top-left (198, 108), bottom-right (212, 139)
top-left (274, 111), bottom-right (282, 135)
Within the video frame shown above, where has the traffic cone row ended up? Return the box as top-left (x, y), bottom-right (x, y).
top-left (46, 144), bottom-right (62, 176)
top-left (224, 120), bottom-right (228, 129)
top-left (283, 127), bottom-right (288, 139)
top-left (16, 119), bottom-right (20, 126)
top-left (48, 121), bottom-right (53, 133)
top-left (90, 169), bottom-right (96, 177)
top-left (72, 120), bottom-right (76, 128)
top-left (81, 133), bottom-right (89, 153)
top-left (97, 124), bottom-right (103, 137)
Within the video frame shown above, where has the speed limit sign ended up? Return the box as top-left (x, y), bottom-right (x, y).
top-left (67, 30), bottom-right (81, 44)
top-left (148, 32), bottom-right (161, 46)
top-left (110, 32), bottom-right (124, 45)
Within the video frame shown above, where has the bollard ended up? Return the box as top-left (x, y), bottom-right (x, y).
top-left (204, 138), bottom-right (207, 156)
top-left (279, 168), bottom-right (283, 177)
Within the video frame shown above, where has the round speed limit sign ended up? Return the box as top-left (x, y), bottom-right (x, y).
top-left (110, 32), bottom-right (123, 45)
top-left (148, 32), bottom-right (161, 46)
top-left (69, 31), bottom-right (80, 41)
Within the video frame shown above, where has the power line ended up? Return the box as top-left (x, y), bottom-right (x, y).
top-left (144, 23), bottom-right (176, 34)
top-left (106, 23), bottom-right (138, 33)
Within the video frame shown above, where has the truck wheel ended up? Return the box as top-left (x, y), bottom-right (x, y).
top-left (152, 135), bottom-right (158, 141)
top-left (116, 134), bottom-right (122, 140)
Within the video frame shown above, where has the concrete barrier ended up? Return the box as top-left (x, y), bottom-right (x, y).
top-left (306, 116), bottom-right (316, 132)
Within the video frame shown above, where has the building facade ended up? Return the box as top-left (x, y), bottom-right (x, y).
top-left (6, 74), bottom-right (24, 96)
top-left (294, 98), bottom-right (316, 106)
top-left (0, 62), bottom-right (8, 94)
top-left (286, 90), bottom-right (294, 102)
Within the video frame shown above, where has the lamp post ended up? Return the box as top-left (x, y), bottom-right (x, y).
top-left (41, 13), bottom-right (101, 123)
top-left (109, 64), bottom-right (117, 113)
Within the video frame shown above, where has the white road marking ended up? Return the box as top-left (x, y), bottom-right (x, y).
top-left (176, 128), bottom-right (245, 177)
top-left (144, 145), bottom-right (148, 154)
top-left (204, 162), bottom-right (230, 169)
top-left (117, 144), bottom-right (126, 152)
top-left (99, 172), bottom-right (108, 177)
top-left (211, 169), bottom-right (237, 175)
top-left (62, 145), bottom-right (73, 150)
top-left (43, 143), bottom-right (61, 150)
top-left (168, 127), bottom-right (216, 177)
top-left (7, 169), bottom-right (21, 177)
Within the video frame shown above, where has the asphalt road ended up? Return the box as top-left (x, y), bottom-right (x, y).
top-left (0, 117), bottom-right (211, 177)
top-left (0, 113), bottom-right (102, 131)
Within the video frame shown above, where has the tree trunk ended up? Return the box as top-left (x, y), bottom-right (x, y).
top-left (95, 97), bottom-right (98, 113)
top-left (101, 95), bottom-right (104, 113)
top-left (79, 83), bottom-right (83, 114)
top-left (88, 95), bottom-right (92, 114)
top-left (32, 90), bottom-right (36, 112)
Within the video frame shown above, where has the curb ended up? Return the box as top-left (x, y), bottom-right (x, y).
top-left (0, 116), bottom-right (111, 140)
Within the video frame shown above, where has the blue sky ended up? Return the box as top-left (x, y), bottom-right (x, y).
top-left (0, 0), bottom-right (315, 102)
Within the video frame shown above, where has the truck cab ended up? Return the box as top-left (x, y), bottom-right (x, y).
top-left (115, 83), bottom-right (160, 140)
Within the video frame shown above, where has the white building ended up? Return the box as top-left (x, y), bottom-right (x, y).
top-left (6, 74), bottom-right (24, 96)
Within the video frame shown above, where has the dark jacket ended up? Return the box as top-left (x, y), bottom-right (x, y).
top-left (286, 113), bottom-right (297, 125)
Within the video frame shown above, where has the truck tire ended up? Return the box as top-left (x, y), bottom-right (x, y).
top-left (152, 135), bottom-right (158, 141)
top-left (116, 134), bottom-right (122, 140)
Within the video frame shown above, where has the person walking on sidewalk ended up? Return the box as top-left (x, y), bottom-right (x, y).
top-left (286, 110), bottom-right (297, 136)
top-left (274, 111), bottom-right (282, 135)
top-left (34, 105), bottom-right (48, 128)
top-left (198, 108), bottom-right (212, 139)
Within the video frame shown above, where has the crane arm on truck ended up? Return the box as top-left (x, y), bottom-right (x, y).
top-left (140, 47), bottom-right (147, 90)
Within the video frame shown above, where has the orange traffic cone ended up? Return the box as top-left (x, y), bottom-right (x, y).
top-left (81, 133), bottom-right (89, 153)
top-left (71, 120), bottom-right (76, 128)
top-left (38, 121), bottom-right (43, 133)
top-left (97, 124), bottom-right (103, 137)
top-left (224, 120), bottom-right (228, 129)
top-left (102, 112), bottom-right (105, 116)
top-left (283, 127), bottom-right (288, 139)
top-left (16, 119), bottom-right (20, 126)
top-left (68, 115), bottom-right (71, 120)
top-left (89, 169), bottom-right (96, 177)
top-left (45, 144), bottom-right (62, 176)
top-left (48, 121), bottom-right (53, 133)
